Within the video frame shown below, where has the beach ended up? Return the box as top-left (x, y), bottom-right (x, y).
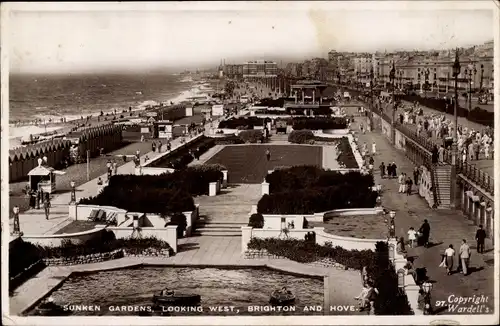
top-left (8, 73), bottom-right (211, 150)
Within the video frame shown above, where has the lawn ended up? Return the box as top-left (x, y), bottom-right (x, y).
top-left (309, 214), bottom-right (388, 239)
top-left (205, 145), bottom-right (322, 183)
top-left (53, 220), bottom-right (102, 235)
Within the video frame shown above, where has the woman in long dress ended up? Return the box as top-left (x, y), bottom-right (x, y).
top-left (444, 244), bottom-right (455, 275)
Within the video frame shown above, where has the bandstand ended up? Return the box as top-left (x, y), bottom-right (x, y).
top-left (289, 80), bottom-right (328, 105)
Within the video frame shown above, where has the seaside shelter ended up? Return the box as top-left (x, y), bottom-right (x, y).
top-left (27, 157), bottom-right (65, 194)
top-left (153, 120), bottom-right (173, 139)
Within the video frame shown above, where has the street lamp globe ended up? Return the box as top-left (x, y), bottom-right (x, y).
top-left (422, 280), bottom-right (433, 294)
top-left (389, 211), bottom-right (396, 219)
top-left (13, 206), bottom-right (20, 214)
top-left (70, 181), bottom-right (75, 188)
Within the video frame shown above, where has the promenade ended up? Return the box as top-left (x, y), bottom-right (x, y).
top-left (8, 133), bottom-right (199, 236)
top-left (350, 109), bottom-right (494, 314)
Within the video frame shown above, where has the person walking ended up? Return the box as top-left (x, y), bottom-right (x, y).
top-left (459, 239), bottom-right (471, 275)
top-left (36, 189), bottom-right (41, 209)
top-left (152, 141), bottom-right (156, 153)
top-left (112, 161), bottom-right (118, 176)
top-left (406, 176), bottom-right (413, 196)
top-left (398, 173), bottom-right (405, 193)
top-left (413, 167), bottom-right (420, 186)
top-left (265, 149), bottom-right (271, 161)
top-left (392, 162), bottom-right (397, 178)
top-left (475, 225), bottom-right (487, 254)
top-left (167, 141), bottom-right (171, 152)
top-left (419, 219), bottom-right (431, 247)
top-left (43, 199), bottom-right (51, 220)
top-left (371, 142), bottom-right (376, 155)
top-left (407, 227), bottom-right (417, 248)
top-left (444, 244), bottom-right (455, 275)
top-left (379, 162), bottom-right (386, 179)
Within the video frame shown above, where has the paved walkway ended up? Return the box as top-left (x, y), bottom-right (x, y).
top-left (9, 133), bottom-right (200, 236)
top-left (347, 107), bottom-right (494, 314)
top-left (10, 236), bottom-right (362, 316)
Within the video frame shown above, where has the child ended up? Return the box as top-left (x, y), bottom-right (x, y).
top-left (407, 227), bottom-right (417, 248)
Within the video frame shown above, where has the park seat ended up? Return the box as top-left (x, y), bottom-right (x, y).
top-left (88, 209), bottom-right (99, 221)
top-left (106, 212), bottom-right (117, 224)
top-left (95, 210), bottom-right (106, 221)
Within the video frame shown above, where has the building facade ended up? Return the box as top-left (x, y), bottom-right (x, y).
top-left (242, 60), bottom-right (278, 78)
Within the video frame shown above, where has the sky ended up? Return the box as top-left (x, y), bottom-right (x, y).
top-left (5, 2), bottom-right (496, 74)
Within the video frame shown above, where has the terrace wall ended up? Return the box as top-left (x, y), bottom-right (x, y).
top-left (22, 225), bottom-right (108, 247)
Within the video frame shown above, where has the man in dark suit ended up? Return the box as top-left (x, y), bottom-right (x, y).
top-left (475, 225), bottom-right (487, 254)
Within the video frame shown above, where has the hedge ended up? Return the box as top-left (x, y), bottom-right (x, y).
top-left (9, 239), bottom-right (43, 286)
top-left (218, 117), bottom-right (268, 129)
top-left (247, 238), bottom-right (413, 315)
top-left (105, 165), bottom-right (223, 196)
top-left (265, 166), bottom-right (374, 193)
top-left (79, 177), bottom-right (196, 215)
top-left (292, 117), bottom-right (347, 130)
top-left (401, 94), bottom-right (493, 127)
top-left (239, 129), bottom-right (264, 143)
top-left (257, 184), bottom-right (378, 214)
top-left (288, 130), bottom-right (315, 144)
top-left (248, 213), bottom-right (264, 228)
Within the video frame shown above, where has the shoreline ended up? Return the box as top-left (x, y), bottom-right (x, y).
top-left (8, 78), bottom-right (212, 150)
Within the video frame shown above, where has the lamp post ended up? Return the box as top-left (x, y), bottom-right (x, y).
top-left (466, 63), bottom-right (477, 111)
top-left (389, 211), bottom-right (396, 239)
top-left (421, 279), bottom-right (433, 315)
top-left (479, 64), bottom-right (484, 92)
top-left (423, 68), bottom-right (430, 98)
top-left (13, 206), bottom-right (21, 235)
top-left (449, 49), bottom-right (461, 208)
top-left (389, 62), bottom-right (396, 144)
top-left (70, 180), bottom-right (76, 203)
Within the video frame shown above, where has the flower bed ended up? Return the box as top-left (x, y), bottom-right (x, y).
top-left (334, 137), bottom-right (358, 168)
top-left (147, 136), bottom-right (215, 169)
top-left (37, 232), bottom-right (174, 266)
top-left (246, 238), bottom-right (413, 315)
top-left (288, 130), bottom-right (315, 144)
top-left (218, 117), bottom-right (267, 129)
top-left (43, 249), bottom-right (125, 266)
top-left (291, 117), bottom-right (347, 130)
top-left (239, 129), bottom-right (264, 143)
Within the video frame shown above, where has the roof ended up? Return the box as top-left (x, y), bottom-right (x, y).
top-left (28, 165), bottom-right (55, 176)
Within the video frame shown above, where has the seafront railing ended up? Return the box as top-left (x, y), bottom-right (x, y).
top-left (371, 106), bottom-right (494, 195)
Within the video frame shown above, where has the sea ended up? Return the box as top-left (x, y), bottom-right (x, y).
top-left (8, 73), bottom-right (197, 145)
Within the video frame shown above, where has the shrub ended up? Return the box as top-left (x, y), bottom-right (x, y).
top-left (239, 130), bottom-right (264, 143)
top-left (9, 239), bottom-right (42, 281)
top-left (288, 130), bottom-right (315, 144)
top-left (257, 184), bottom-right (378, 214)
top-left (166, 213), bottom-right (188, 238)
top-left (292, 117), bottom-right (347, 130)
top-left (248, 213), bottom-right (264, 228)
top-left (370, 242), bottom-right (414, 315)
top-left (218, 117), bottom-right (265, 129)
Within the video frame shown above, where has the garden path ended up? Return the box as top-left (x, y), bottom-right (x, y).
top-left (346, 106), bottom-right (494, 314)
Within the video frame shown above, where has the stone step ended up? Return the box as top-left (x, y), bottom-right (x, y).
top-left (195, 223), bottom-right (246, 229)
top-left (191, 230), bottom-right (242, 237)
